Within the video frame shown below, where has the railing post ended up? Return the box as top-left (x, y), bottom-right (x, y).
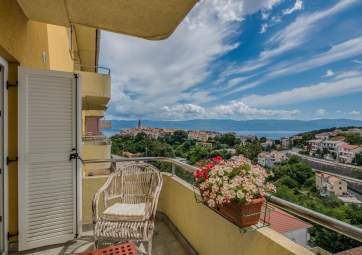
top-left (172, 163), bottom-right (176, 176)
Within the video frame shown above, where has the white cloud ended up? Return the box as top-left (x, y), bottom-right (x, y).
top-left (156, 101), bottom-right (300, 120)
top-left (283, 0), bottom-right (303, 15)
top-left (101, 0), bottom-right (281, 120)
top-left (315, 108), bottom-right (327, 116)
top-left (333, 70), bottom-right (361, 80)
top-left (226, 36), bottom-right (362, 95)
top-left (234, 0), bottom-right (356, 75)
top-left (160, 104), bottom-right (206, 120)
top-left (353, 59), bottom-right (362, 64)
top-left (212, 101), bottom-right (300, 119)
top-left (242, 74), bottom-right (362, 107)
top-left (269, 36), bottom-right (362, 78)
top-left (348, 110), bottom-right (360, 116)
top-left (260, 23), bottom-right (269, 34)
top-left (323, 69), bottom-right (335, 77)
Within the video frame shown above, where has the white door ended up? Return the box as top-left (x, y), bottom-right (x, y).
top-left (18, 67), bottom-right (81, 251)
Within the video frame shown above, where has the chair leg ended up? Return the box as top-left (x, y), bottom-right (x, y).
top-left (148, 239), bottom-right (152, 255)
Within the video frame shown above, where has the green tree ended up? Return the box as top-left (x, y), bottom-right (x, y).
top-left (214, 133), bottom-right (238, 147)
top-left (345, 133), bottom-right (362, 145)
top-left (187, 145), bottom-right (210, 164)
top-left (354, 153), bottom-right (362, 166)
top-left (236, 142), bottom-right (262, 162)
top-left (309, 227), bottom-right (361, 253)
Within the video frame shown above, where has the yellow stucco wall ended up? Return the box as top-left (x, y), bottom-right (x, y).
top-left (47, 24), bottom-right (74, 72)
top-left (0, 1), bottom-right (77, 236)
top-left (81, 143), bottom-right (111, 176)
top-left (81, 174), bottom-right (313, 255)
top-left (157, 174), bottom-right (314, 255)
top-left (0, 0), bottom-right (50, 68)
top-left (82, 176), bottom-right (108, 224)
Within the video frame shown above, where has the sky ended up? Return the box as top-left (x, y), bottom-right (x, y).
top-left (100, 0), bottom-right (362, 121)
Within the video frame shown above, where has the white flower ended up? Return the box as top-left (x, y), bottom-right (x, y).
top-left (208, 199), bottom-right (216, 208)
top-left (212, 185), bottom-right (219, 193)
top-left (237, 190), bottom-right (245, 199)
top-left (216, 195), bottom-right (225, 205)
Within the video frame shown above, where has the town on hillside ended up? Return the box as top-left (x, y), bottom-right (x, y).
top-left (107, 121), bottom-right (362, 253)
top-left (113, 121), bottom-right (362, 202)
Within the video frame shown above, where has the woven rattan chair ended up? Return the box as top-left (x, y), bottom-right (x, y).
top-left (92, 163), bottom-right (163, 254)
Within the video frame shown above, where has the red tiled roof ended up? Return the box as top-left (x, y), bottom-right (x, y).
top-left (339, 144), bottom-right (360, 150)
top-left (334, 246), bottom-right (362, 255)
top-left (267, 208), bottom-right (312, 233)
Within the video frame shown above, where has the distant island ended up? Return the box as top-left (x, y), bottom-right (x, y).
top-left (103, 119), bottom-right (362, 139)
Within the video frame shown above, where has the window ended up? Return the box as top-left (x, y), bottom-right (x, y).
top-left (85, 116), bottom-right (101, 136)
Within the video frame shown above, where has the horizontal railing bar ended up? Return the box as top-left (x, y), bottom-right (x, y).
top-left (82, 157), bottom-right (362, 242)
top-left (267, 195), bottom-right (362, 242)
top-left (82, 157), bottom-right (198, 173)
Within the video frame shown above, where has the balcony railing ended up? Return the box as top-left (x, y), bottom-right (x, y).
top-left (82, 135), bottom-right (111, 145)
top-left (83, 156), bottom-right (362, 243)
top-left (99, 120), bottom-right (112, 129)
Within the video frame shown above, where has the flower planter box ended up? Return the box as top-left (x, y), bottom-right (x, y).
top-left (218, 197), bottom-right (264, 228)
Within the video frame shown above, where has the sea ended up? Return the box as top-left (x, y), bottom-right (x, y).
top-left (103, 128), bottom-right (303, 140)
top-left (234, 130), bottom-right (304, 139)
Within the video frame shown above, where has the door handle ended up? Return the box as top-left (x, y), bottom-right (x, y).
top-left (69, 148), bottom-right (80, 161)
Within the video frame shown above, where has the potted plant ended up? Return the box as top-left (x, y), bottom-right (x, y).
top-left (194, 155), bottom-right (276, 228)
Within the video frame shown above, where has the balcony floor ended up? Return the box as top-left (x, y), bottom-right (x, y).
top-left (9, 218), bottom-right (190, 255)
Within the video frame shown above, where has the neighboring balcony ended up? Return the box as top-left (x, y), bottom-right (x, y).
top-left (80, 71), bottom-right (111, 111)
top-left (82, 137), bottom-right (111, 176)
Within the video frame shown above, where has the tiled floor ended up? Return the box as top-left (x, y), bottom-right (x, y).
top-left (9, 219), bottom-right (190, 255)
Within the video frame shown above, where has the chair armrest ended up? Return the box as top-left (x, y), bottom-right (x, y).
top-left (92, 175), bottom-right (113, 224)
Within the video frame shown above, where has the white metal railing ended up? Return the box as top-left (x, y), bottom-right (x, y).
top-left (82, 157), bottom-right (362, 242)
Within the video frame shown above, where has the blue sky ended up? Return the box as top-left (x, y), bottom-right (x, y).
top-left (100, 0), bottom-right (362, 121)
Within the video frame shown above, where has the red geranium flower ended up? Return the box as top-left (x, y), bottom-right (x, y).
top-left (212, 156), bottom-right (223, 163)
top-left (203, 163), bottom-right (214, 171)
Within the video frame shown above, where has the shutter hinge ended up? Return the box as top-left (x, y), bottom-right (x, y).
top-left (74, 73), bottom-right (79, 79)
top-left (6, 156), bottom-right (18, 165)
top-left (6, 81), bottom-right (18, 90)
top-left (0, 216), bottom-right (2, 222)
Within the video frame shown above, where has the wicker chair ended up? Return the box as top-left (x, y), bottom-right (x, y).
top-left (92, 163), bottom-right (163, 254)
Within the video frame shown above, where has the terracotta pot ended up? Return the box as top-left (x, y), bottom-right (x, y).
top-left (218, 197), bottom-right (264, 228)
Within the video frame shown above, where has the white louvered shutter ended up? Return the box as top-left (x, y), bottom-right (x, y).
top-left (18, 68), bottom-right (80, 251)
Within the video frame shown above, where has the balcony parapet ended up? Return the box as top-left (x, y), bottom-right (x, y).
top-left (83, 156), bottom-right (362, 243)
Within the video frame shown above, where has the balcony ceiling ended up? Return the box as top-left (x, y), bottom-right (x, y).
top-left (16, 0), bottom-right (198, 40)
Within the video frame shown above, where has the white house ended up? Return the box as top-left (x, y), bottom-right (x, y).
top-left (320, 140), bottom-right (345, 153)
top-left (315, 132), bottom-right (330, 140)
top-left (315, 173), bottom-right (348, 197)
top-left (307, 139), bottom-right (322, 152)
top-left (258, 151), bottom-right (287, 168)
top-left (337, 143), bottom-right (362, 164)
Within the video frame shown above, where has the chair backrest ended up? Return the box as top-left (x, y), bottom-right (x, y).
top-left (104, 163), bottom-right (163, 212)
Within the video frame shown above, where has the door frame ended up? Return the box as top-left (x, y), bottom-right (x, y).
top-left (18, 67), bottom-right (82, 250)
top-left (0, 56), bottom-right (8, 255)
top-left (75, 73), bottom-right (82, 237)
